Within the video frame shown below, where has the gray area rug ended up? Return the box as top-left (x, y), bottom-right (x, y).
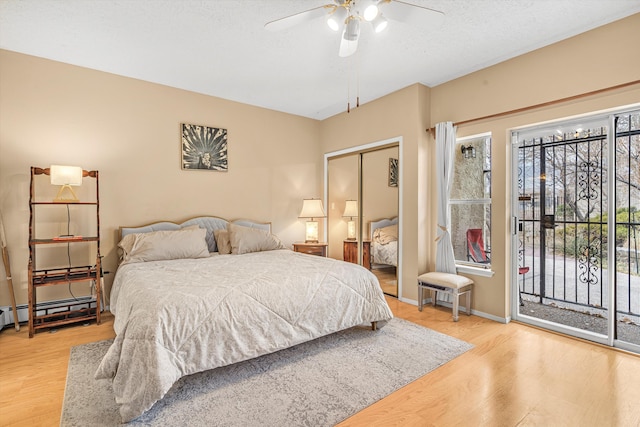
top-left (61, 318), bottom-right (473, 426)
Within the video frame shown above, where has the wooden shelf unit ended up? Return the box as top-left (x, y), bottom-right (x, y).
top-left (28, 166), bottom-right (102, 337)
top-left (31, 237), bottom-right (99, 244)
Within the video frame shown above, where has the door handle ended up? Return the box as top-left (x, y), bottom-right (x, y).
top-left (542, 214), bottom-right (556, 229)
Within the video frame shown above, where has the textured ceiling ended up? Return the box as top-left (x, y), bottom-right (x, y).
top-left (1, 1), bottom-right (639, 120)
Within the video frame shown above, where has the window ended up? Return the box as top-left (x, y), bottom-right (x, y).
top-left (450, 133), bottom-right (492, 267)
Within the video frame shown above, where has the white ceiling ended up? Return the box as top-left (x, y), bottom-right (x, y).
top-left (1, 1), bottom-right (639, 120)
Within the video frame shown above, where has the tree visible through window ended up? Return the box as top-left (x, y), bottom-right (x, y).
top-left (450, 133), bottom-right (492, 267)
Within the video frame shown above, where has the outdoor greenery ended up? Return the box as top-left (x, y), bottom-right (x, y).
top-left (553, 207), bottom-right (640, 273)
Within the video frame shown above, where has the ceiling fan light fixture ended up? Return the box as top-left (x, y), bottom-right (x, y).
top-left (344, 15), bottom-right (360, 41)
top-left (327, 6), bottom-right (348, 31)
top-left (371, 14), bottom-right (388, 32)
top-left (363, 3), bottom-right (379, 21)
top-left (339, 32), bottom-right (358, 57)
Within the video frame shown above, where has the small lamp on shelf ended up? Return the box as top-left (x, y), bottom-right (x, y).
top-left (50, 165), bottom-right (83, 202)
top-left (299, 198), bottom-right (326, 243)
top-left (343, 200), bottom-right (358, 240)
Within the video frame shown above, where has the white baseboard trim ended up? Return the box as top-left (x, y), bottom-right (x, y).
top-left (401, 297), bottom-right (509, 324)
top-left (0, 296), bottom-right (97, 330)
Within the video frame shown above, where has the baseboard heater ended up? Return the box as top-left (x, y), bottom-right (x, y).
top-left (0, 296), bottom-right (99, 331)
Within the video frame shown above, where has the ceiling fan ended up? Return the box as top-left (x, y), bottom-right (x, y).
top-left (265, 0), bottom-right (444, 57)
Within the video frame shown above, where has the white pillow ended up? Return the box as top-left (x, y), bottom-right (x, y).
top-left (228, 223), bottom-right (285, 255)
top-left (119, 225), bottom-right (201, 261)
top-left (119, 227), bottom-right (209, 264)
top-left (374, 224), bottom-right (398, 245)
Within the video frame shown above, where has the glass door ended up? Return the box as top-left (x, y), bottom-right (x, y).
top-left (512, 109), bottom-right (640, 353)
top-left (613, 111), bottom-right (640, 350)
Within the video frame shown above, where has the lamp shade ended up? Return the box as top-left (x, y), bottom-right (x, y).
top-left (299, 199), bottom-right (326, 219)
top-left (50, 165), bottom-right (83, 186)
top-left (343, 200), bottom-right (358, 218)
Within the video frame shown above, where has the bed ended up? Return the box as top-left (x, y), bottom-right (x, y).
top-left (95, 216), bottom-right (393, 422)
top-left (369, 217), bottom-right (398, 268)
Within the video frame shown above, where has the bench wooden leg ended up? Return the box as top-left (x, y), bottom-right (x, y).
top-left (453, 291), bottom-right (460, 322)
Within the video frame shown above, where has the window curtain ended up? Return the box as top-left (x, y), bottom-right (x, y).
top-left (435, 121), bottom-right (457, 274)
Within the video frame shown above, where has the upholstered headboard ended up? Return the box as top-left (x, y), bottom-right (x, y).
top-left (119, 216), bottom-right (271, 253)
top-left (369, 217), bottom-right (398, 240)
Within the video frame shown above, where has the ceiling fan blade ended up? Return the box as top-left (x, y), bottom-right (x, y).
top-left (380, 0), bottom-right (444, 28)
top-left (265, 5), bottom-right (334, 31)
top-left (339, 34), bottom-right (358, 57)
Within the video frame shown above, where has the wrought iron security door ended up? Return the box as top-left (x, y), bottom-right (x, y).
top-left (514, 110), bottom-right (640, 351)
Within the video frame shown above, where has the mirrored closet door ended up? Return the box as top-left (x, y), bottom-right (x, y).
top-left (326, 142), bottom-right (400, 297)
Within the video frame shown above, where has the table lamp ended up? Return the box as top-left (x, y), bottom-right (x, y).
top-left (343, 200), bottom-right (358, 240)
top-left (50, 165), bottom-right (83, 202)
top-left (299, 199), bottom-right (326, 243)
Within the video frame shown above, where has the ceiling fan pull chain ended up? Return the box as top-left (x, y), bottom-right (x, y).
top-left (356, 45), bottom-right (360, 108)
top-left (347, 49), bottom-right (352, 113)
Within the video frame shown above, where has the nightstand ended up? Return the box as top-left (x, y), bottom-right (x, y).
top-left (343, 240), bottom-right (371, 269)
top-left (293, 242), bottom-right (328, 257)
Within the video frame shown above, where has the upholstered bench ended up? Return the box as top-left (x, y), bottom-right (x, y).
top-left (417, 272), bottom-right (473, 321)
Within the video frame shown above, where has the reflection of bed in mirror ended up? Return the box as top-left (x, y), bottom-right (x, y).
top-left (369, 217), bottom-right (398, 268)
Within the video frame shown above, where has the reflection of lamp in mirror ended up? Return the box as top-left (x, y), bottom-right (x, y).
top-left (461, 144), bottom-right (476, 159)
top-left (50, 165), bottom-right (83, 202)
top-left (299, 199), bottom-right (326, 243)
top-left (343, 200), bottom-right (358, 240)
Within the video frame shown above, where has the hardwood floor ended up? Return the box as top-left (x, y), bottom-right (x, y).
top-left (1, 298), bottom-right (638, 426)
top-left (372, 267), bottom-right (397, 296)
top-left (0, 316), bottom-right (116, 426)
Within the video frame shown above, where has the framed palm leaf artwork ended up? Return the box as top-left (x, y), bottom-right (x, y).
top-left (181, 123), bottom-right (228, 171)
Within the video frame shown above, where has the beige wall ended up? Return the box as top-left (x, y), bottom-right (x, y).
top-left (320, 14), bottom-right (640, 317)
top-left (0, 50), bottom-right (321, 305)
top-left (428, 13), bottom-right (640, 319)
top-left (1, 14), bottom-right (638, 320)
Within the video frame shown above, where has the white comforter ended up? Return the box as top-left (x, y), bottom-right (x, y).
top-left (95, 249), bottom-right (393, 422)
top-left (372, 241), bottom-right (398, 267)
